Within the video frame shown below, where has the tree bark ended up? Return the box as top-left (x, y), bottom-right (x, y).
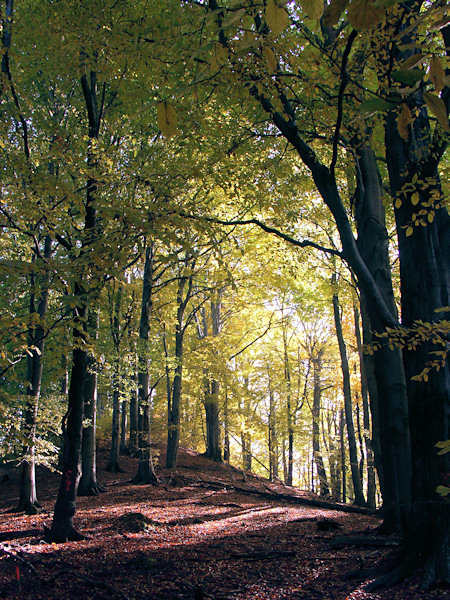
top-left (353, 142), bottom-right (411, 531)
top-left (18, 236), bottom-right (51, 514)
top-left (78, 309), bottom-right (104, 496)
top-left (382, 41), bottom-right (450, 583)
top-left (353, 300), bottom-right (376, 509)
top-left (332, 279), bottom-right (366, 506)
top-left (47, 71), bottom-right (102, 542)
top-left (312, 347), bottom-right (330, 497)
top-left (133, 244), bottom-right (158, 484)
top-left (166, 266), bottom-right (193, 469)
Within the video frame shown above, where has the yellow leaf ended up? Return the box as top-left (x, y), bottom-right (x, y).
top-left (265, 0), bottom-right (289, 38)
top-left (406, 226), bottom-right (413, 237)
top-left (157, 102), bottom-right (177, 138)
top-left (301, 0), bottom-right (324, 20)
top-left (395, 198), bottom-right (402, 209)
top-left (262, 46), bottom-right (278, 72)
top-left (428, 211), bottom-right (434, 223)
top-left (423, 91), bottom-right (450, 133)
top-left (323, 0), bottom-right (349, 27)
top-left (429, 55), bottom-right (445, 94)
top-left (397, 103), bottom-right (413, 140)
top-left (411, 192), bottom-right (419, 206)
top-left (347, 0), bottom-right (384, 31)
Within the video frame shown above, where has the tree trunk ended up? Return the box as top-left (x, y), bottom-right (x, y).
top-left (223, 386), bottom-right (230, 464)
top-left (106, 367), bottom-right (122, 472)
top-left (120, 399), bottom-right (128, 454)
top-left (133, 244), bottom-right (158, 484)
top-left (332, 280), bottom-right (366, 506)
top-left (353, 299), bottom-right (376, 509)
top-left (381, 25), bottom-right (450, 580)
top-left (78, 309), bottom-right (104, 496)
top-left (129, 351), bottom-right (139, 456)
top-left (268, 375), bottom-right (278, 481)
top-left (340, 408), bottom-right (346, 504)
top-left (283, 326), bottom-right (294, 486)
top-left (166, 269), bottom-right (193, 469)
top-left (312, 348), bottom-right (330, 497)
top-left (47, 71), bottom-right (101, 542)
top-left (197, 301), bottom-right (222, 463)
top-left (353, 142), bottom-right (411, 531)
top-left (18, 236), bottom-right (51, 514)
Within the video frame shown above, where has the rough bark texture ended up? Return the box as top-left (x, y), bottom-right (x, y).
top-left (382, 83), bottom-right (449, 588)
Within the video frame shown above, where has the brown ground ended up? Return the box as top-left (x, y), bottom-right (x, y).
top-left (0, 446), bottom-right (447, 600)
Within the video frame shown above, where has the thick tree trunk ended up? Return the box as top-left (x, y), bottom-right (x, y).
top-left (381, 66), bottom-right (450, 585)
top-left (353, 142), bottom-right (411, 532)
top-left (312, 348), bottom-right (330, 497)
top-left (47, 303), bottom-right (87, 542)
top-left (332, 282), bottom-right (366, 506)
top-left (47, 71), bottom-right (102, 542)
top-left (283, 327), bottom-right (294, 486)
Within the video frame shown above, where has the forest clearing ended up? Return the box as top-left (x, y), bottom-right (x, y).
top-left (0, 0), bottom-right (448, 597)
top-left (0, 445), bottom-right (446, 600)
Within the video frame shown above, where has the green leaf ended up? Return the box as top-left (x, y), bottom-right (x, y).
top-left (347, 0), bottom-right (384, 30)
top-left (358, 98), bottom-right (398, 114)
top-left (301, 0), bottom-right (324, 20)
top-left (435, 440), bottom-right (450, 455)
top-left (265, 0), bottom-right (289, 38)
top-left (436, 485), bottom-right (450, 497)
top-left (391, 68), bottom-right (425, 86)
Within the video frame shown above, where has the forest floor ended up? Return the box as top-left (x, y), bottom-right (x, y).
top-left (0, 445), bottom-right (447, 600)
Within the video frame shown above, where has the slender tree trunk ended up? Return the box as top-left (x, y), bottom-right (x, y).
top-left (340, 408), bottom-right (346, 504)
top-left (223, 386), bottom-right (230, 464)
top-left (311, 348), bottom-right (330, 497)
top-left (106, 365), bottom-right (123, 472)
top-left (133, 244), bottom-right (158, 484)
top-left (283, 326), bottom-right (294, 486)
top-left (353, 299), bottom-right (376, 509)
top-left (166, 270), bottom-right (193, 469)
top-left (18, 236), bottom-right (51, 514)
top-left (129, 363), bottom-right (139, 457)
top-left (120, 399), bottom-right (128, 454)
top-left (78, 309), bottom-right (104, 496)
top-left (332, 280), bottom-right (366, 506)
top-left (268, 374), bottom-right (278, 481)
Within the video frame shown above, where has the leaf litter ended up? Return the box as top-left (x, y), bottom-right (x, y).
top-left (0, 445), bottom-right (447, 600)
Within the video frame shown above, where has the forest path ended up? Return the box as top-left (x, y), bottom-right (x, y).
top-left (0, 446), bottom-right (445, 600)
